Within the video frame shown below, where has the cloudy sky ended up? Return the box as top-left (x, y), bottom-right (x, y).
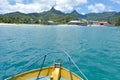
top-left (0, 0), bottom-right (120, 14)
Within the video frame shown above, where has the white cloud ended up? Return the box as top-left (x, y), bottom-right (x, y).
top-left (0, 3), bottom-right (51, 14)
top-left (55, 0), bottom-right (87, 12)
top-left (87, 3), bottom-right (106, 13)
top-left (14, 0), bottom-right (24, 3)
top-left (111, 0), bottom-right (120, 4)
top-left (11, 3), bottom-right (51, 13)
top-left (0, 0), bottom-right (88, 14)
top-left (0, 0), bottom-right (52, 14)
top-left (81, 12), bottom-right (85, 15)
top-left (0, 0), bottom-right (11, 14)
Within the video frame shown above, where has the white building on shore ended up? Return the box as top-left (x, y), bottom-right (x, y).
top-left (68, 20), bottom-right (87, 26)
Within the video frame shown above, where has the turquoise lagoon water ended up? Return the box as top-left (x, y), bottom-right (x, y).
top-left (0, 25), bottom-right (120, 80)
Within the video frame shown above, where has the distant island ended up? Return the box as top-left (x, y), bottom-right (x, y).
top-left (0, 7), bottom-right (120, 26)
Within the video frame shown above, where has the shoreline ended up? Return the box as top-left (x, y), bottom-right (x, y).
top-left (0, 23), bottom-right (44, 26)
top-left (0, 23), bottom-right (75, 26)
top-left (0, 23), bottom-right (117, 27)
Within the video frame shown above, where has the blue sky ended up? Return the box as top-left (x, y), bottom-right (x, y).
top-left (0, 0), bottom-right (120, 14)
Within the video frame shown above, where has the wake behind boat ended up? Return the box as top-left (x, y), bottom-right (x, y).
top-left (5, 51), bottom-right (88, 80)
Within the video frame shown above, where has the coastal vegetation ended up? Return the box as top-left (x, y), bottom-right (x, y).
top-left (0, 7), bottom-right (120, 26)
top-left (115, 17), bottom-right (120, 26)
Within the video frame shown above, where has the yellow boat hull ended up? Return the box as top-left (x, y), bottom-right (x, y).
top-left (5, 66), bottom-right (83, 80)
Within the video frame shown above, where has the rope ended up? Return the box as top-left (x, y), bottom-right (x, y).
top-left (18, 51), bottom-right (62, 73)
top-left (63, 50), bottom-right (88, 80)
top-left (68, 57), bottom-right (73, 80)
top-left (10, 52), bottom-right (50, 80)
top-left (36, 55), bottom-right (47, 80)
top-left (10, 51), bottom-right (88, 80)
top-left (20, 52), bottom-right (49, 73)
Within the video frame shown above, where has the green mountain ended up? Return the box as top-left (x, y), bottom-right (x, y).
top-left (0, 11), bottom-right (39, 23)
top-left (85, 12), bottom-right (117, 20)
top-left (70, 10), bottom-right (86, 19)
top-left (0, 8), bottom-right (120, 25)
top-left (47, 7), bottom-right (64, 15)
top-left (28, 7), bottom-right (64, 18)
top-left (5, 12), bottom-right (26, 16)
top-left (39, 7), bottom-right (64, 19)
top-left (112, 12), bottom-right (120, 18)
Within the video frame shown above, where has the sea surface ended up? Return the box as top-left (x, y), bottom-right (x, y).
top-left (0, 25), bottom-right (120, 80)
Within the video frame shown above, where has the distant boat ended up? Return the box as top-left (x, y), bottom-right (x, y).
top-left (5, 51), bottom-right (88, 80)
